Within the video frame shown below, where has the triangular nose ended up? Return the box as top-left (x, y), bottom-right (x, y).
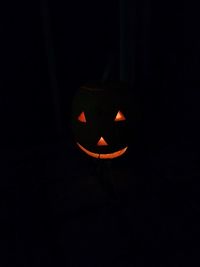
top-left (97, 137), bottom-right (108, 146)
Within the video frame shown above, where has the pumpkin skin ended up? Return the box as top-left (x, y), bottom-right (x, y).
top-left (71, 81), bottom-right (130, 159)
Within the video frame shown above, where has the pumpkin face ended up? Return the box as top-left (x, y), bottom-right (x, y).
top-left (71, 82), bottom-right (130, 159)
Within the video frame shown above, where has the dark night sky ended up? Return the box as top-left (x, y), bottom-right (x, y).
top-left (1, 1), bottom-right (199, 152)
top-left (0, 1), bottom-right (200, 266)
top-left (0, 0), bottom-right (120, 148)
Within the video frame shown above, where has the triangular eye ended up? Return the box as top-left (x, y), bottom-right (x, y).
top-left (114, 111), bottom-right (126, 121)
top-left (78, 111), bottom-right (86, 123)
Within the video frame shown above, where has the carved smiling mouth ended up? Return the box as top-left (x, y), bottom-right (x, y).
top-left (77, 142), bottom-right (128, 159)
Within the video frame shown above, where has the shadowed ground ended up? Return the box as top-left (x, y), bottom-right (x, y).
top-left (0, 141), bottom-right (199, 266)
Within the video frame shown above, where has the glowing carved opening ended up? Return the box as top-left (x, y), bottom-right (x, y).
top-left (78, 111), bottom-right (86, 123)
top-left (97, 137), bottom-right (108, 146)
top-left (114, 111), bottom-right (126, 121)
top-left (77, 142), bottom-right (128, 159)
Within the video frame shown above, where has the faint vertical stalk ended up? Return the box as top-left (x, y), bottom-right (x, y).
top-left (40, 0), bottom-right (63, 137)
top-left (119, 0), bottom-right (128, 82)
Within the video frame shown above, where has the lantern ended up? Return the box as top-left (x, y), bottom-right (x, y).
top-left (71, 81), bottom-right (130, 159)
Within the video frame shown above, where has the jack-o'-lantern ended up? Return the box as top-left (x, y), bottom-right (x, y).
top-left (71, 81), bottom-right (130, 159)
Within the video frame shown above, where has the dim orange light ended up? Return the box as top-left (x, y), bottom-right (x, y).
top-left (114, 111), bottom-right (126, 121)
top-left (77, 142), bottom-right (128, 159)
top-left (78, 111), bottom-right (86, 123)
top-left (97, 137), bottom-right (108, 146)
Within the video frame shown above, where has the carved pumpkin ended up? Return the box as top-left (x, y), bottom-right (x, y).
top-left (71, 81), bottom-right (130, 159)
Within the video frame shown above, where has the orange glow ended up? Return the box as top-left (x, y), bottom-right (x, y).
top-left (77, 142), bottom-right (128, 159)
top-left (97, 137), bottom-right (108, 146)
top-left (78, 111), bottom-right (86, 123)
top-left (114, 111), bottom-right (126, 121)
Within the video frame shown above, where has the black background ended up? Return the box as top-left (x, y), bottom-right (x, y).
top-left (0, 1), bottom-right (200, 266)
